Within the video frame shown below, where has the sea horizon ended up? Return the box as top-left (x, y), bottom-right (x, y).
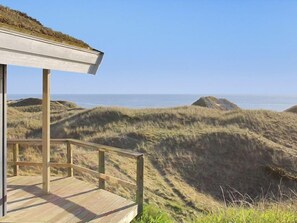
top-left (7, 94), bottom-right (297, 112)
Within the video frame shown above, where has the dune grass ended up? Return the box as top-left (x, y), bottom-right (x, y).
top-left (133, 204), bottom-right (297, 223)
top-left (196, 207), bottom-right (297, 223)
top-left (7, 100), bottom-right (297, 222)
top-left (133, 204), bottom-right (173, 223)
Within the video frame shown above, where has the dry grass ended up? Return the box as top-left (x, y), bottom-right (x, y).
top-left (0, 5), bottom-right (90, 49)
top-left (7, 100), bottom-right (297, 222)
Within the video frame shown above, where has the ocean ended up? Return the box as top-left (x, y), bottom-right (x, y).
top-left (7, 94), bottom-right (297, 112)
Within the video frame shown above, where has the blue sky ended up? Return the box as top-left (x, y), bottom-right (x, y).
top-left (2, 1), bottom-right (297, 95)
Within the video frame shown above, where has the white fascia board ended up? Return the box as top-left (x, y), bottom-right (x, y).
top-left (0, 28), bottom-right (103, 74)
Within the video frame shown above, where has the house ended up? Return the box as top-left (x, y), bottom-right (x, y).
top-left (0, 6), bottom-right (143, 222)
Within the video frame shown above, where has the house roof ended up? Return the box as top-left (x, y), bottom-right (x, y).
top-left (0, 5), bottom-right (103, 75)
top-left (0, 5), bottom-right (90, 49)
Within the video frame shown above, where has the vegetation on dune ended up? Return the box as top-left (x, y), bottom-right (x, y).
top-left (7, 99), bottom-right (297, 222)
top-left (196, 207), bottom-right (297, 223)
top-left (192, 96), bottom-right (240, 111)
top-left (7, 99), bottom-right (83, 138)
top-left (9, 98), bottom-right (78, 108)
top-left (134, 202), bottom-right (297, 223)
top-left (0, 5), bottom-right (90, 49)
top-left (133, 204), bottom-right (173, 223)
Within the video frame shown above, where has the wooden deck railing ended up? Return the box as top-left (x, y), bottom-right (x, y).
top-left (7, 139), bottom-right (144, 214)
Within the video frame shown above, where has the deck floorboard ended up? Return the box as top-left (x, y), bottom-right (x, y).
top-left (0, 176), bottom-right (138, 223)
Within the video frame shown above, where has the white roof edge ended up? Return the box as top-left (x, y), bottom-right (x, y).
top-left (0, 28), bottom-right (104, 75)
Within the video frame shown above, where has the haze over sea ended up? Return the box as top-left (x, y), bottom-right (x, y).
top-left (8, 94), bottom-right (297, 112)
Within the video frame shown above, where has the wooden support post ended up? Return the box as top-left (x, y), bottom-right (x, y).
top-left (0, 64), bottom-right (7, 217)
top-left (136, 155), bottom-right (144, 215)
top-left (42, 69), bottom-right (50, 193)
top-left (67, 141), bottom-right (73, 177)
top-left (98, 150), bottom-right (105, 189)
top-left (13, 144), bottom-right (19, 176)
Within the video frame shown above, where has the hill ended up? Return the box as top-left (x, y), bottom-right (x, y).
top-left (7, 101), bottom-right (297, 222)
top-left (7, 98), bottom-right (84, 138)
top-left (192, 96), bottom-right (240, 110)
top-left (285, 105), bottom-right (297, 114)
top-left (9, 97), bottom-right (79, 108)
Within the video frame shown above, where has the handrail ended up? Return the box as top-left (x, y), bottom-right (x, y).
top-left (7, 138), bottom-right (144, 214)
top-left (7, 138), bottom-right (143, 159)
top-left (68, 139), bottom-right (143, 159)
top-left (7, 138), bottom-right (68, 144)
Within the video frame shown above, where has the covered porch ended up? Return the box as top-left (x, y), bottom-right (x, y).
top-left (0, 6), bottom-right (143, 222)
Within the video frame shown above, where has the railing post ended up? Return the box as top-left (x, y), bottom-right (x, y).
top-left (42, 69), bottom-right (51, 193)
top-left (67, 141), bottom-right (73, 177)
top-left (13, 143), bottom-right (19, 176)
top-left (136, 155), bottom-right (144, 215)
top-left (98, 150), bottom-right (105, 189)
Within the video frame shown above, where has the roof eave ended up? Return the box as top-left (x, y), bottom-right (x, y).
top-left (0, 28), bottom-right (104, 75)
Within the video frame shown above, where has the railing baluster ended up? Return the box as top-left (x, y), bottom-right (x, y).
top-left (13, 143), bottom-right (19, 176)
top-left (136, 155), bottom-right (144, 215)
top-left (67, 141), bottom-right (73, 177)
top-left (98, 150), bottom-right (105, 189)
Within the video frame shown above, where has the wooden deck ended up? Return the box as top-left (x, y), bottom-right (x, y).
top-left (0, 176), bottom-right (138, 223)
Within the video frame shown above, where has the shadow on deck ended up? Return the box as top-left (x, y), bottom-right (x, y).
top-left (0, 176), bottom-right (138, 223)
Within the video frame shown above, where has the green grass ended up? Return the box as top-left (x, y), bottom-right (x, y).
top-left (196, 207), bottom-right (297, 223)
top-left (133, 204), bottom-right (173, 223)
top-left (133, 205), bottom-right (297, 223)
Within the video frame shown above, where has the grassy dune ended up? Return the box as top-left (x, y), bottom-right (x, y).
top-left (7, 99), bottom-right (297, 222)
